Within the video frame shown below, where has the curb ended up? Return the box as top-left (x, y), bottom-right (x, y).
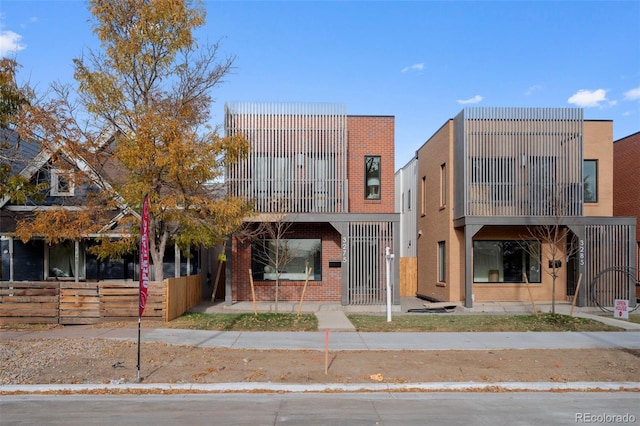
top-left (2, 381), bottom-right (639, 395)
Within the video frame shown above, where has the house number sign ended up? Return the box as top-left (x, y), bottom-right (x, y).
top-left (342, 236), bottom-right (348, 263)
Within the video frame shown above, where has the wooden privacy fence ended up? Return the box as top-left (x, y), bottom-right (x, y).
top-left (165, 275), bottom-right (202, 322)
top-left (399, 257), bottom-right (417, 297)
top-left (0, 275), bottom-right (202, 325)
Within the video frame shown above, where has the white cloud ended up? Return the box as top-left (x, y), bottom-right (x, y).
top-left (457, 95), bottom-right (483, 105)
top-left (567, 89), bottom-right (608, 107)
top-left (623, 87), bottom-right (640, 101)
top-left (0, 30), bottom-right (26, 56)
top-left (401, 63), bottom-right (424, 73)
top-left (525, 85), bottom-right (542, 96)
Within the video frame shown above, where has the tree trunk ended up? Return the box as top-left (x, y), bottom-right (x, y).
top-left (151, 250), bottom-right (164, 282)
top-left (275, 274), bottom-right (280, 313)
top-left (551, 271), bottom-right (557, 314)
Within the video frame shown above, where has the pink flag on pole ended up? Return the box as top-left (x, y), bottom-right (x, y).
top-left (139, 195), bottom-right (150, 316)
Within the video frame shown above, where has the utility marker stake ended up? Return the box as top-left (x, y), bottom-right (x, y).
top-left (324, 329), bottom-right (329, 375)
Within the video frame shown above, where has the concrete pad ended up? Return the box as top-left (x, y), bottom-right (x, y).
top-left (315, 311), bottom-right (356, 331)
top-left (143, 329), bottom-right (242, 348)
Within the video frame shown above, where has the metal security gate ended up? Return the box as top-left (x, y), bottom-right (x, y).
top-left (348, 222), bottom-right (393, 305)
top-left (584, 224), bottom-right (635, 308)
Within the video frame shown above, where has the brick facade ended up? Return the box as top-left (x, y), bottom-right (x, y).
top-left (347, 116), bottom-right (395, 213)
top-left (232, 223), bottom-right (342, 302)
top-left (412, 109), bottom-right (631, 307)
top-left (613, 131), bottom-right (640, 242)
top-left (228, 111), bottom-right (396, 304)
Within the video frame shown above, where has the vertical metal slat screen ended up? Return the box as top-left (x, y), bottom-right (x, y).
top-left (461, 107), bottom-right (583, 217)
top-left (348, 222), bottom-right (394, 305)
top-left (225, 102), bottom-right (347, 214)
top-left (584, 224), bottom-right (632, 307)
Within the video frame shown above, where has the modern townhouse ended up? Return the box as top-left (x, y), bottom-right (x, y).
top-left (399, 107), bottom-right (636, 308)
top-left (223, 102), bottom-right (399, 306)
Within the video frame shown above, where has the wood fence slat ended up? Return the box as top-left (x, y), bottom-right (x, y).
top-left (1, 276), bottom-right (200, 324)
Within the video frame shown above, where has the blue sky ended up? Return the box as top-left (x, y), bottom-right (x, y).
top-left (2, 0), bottom-right (639, 167)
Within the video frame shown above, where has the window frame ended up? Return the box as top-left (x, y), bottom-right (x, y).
top-left (420, 176), bottom-right (426, 216)
top-left (472, 240), bottom-right (541, 284)
top-left (251, 238), bottom-right (322, 282)
top-left (50, 169), bottom-right (75, 197)
top-left (440, 163), bottom-right (446, 208)
top-left (364, 155), bottom-right (381, 200)
top-left (437, 241), bottom-right (446, 283)
top-left (583, 159), bottom-right (598, 203)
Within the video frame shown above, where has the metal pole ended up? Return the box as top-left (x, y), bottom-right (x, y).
top-left (385, 247), bottom-right (394, 322)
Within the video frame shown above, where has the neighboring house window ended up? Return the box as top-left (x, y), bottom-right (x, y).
top-left (473, 240), bottom-right (541, 283)
top-left (50, 169), bottom-right (74, 196)
top-left (420, 176), bottom-right (426, 216)
top-left (407, 189), bottom-right (411, 211)
top-left (365, 156), bottom-right (381, 200)
top-left (438, 241), bottom-right (446, 283)
top-left (440, 163), bottom-right (446, 208)
top-left (48, 242), bottom-right (85, 279)
top-left (252, 239), bottom-right (322, 281)
top-left (583, 160), bottom-right (598, 203)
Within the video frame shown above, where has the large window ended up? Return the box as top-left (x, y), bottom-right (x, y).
top-left (584, 160), bottom-right (598, 203)
top-left (365, 156), bottom-right (381, 199)
top-left (49, 241), bottom-right (85, 279)
top-left (473, 240), bottom-right (541, 283)
top-left (252, 239), bottom-right (322, 281)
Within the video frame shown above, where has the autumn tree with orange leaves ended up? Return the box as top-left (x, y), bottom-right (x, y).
top-left (13, 0), bottom-right (252, 281)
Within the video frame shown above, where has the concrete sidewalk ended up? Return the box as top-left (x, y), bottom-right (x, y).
top-left (190, 297), bottom-right (640, 332)
top-left (3, 299), bottom-right (640, 394)
top-left (3, 326), bottom-right (640, 352)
